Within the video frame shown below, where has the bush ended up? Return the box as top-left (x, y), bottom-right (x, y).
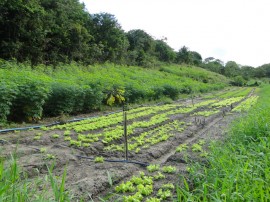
top-left (124, 84), bottom-right (146, 103)
top-left (83, 84), bottom-right (104, 111)
top-left (150, 86), bottom-right (165, 100)
top-left (44, 82), bottom-right (79, 116)
top-left (0, 81), bottom-right (18, 122)
top-left (9, 80), bottom-right (50, 121)
top-left (231, 75), bottom-right (246, 86)
top-left (162, 84), bottom-right (179, 100)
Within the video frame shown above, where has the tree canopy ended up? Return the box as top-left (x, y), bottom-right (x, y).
top-left (0, 0), bottom-right (269, 80)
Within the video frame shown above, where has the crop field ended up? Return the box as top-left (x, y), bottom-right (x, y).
top-left (0, 87), bottom-right (258, 201)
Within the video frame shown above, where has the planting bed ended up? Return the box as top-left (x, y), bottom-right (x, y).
top-left (0, 87), bottom-right (257, 201)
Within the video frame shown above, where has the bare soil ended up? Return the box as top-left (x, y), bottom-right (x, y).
top-left (0, 91), bottom-right (251, 201)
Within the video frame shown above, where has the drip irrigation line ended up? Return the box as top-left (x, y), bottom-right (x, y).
top-left (1, 138), bottom-right (149, 167)
top-left (0, 95), bottom-right (193, 134)
top-left (0, 110), bottom-right (123, 134)
top-left (76, 155), bottom-right (149, 167)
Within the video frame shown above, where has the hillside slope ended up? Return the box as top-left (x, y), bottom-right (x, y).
top-left (0, 61), bottom-right (229, 122)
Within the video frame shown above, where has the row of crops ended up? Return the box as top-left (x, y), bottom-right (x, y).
top-left (2, 87), bottom-right (258, 201)
top-left (30, 89), bottom-right (254, 157)
top-left (106, 140), bottom-right (208, 202)
top-left (0, 62), bottom-right (229, 123)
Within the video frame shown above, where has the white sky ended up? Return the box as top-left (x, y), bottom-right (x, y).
top-left (81, 0), bottom-right (270, 67)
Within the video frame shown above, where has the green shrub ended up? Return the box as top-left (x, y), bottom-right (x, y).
top-left (10, 79), bottom-right (50, 121)
top-left (83, 84), bottom-right (103, 111)
top-left (0, 81), bottom-right (18, 122)
top-left (44, 82), bottom-right (79, 116)
top-left (163, 84), bottom-right (179, 100)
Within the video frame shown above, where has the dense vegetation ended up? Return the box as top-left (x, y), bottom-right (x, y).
top-left (0, 0), bottom-right (176, 67)
top-left (0, 61), bottom-right (228, 123)
top-left (179, 85), bottom-right (270, 201)
top-left (1, 0), bottom-right (269, 82)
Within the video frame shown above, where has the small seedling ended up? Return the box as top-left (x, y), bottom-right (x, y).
top-left (161, 183), bottom-right (175, 190)
top-left (162, 166), bottom-right (176, 173)
top-left (146, 197), bottom-right (161, 202)
top-left (40, 126), bottom-right (49, 131)
top-left (52, 134), bottom-right (60, 138)
top-left (200, 151), bottom-right (208, 157)
top-left (115, 181), bottom-right (135, 193)
top-left (33, 136), bottom-right (41, 140)
top-left (157, 189), bottom-right (172, 200)
top-left (137, 184), bottom-right (153, 196)
top-left (64, 130), bottom-right (71, 136)
top-left (45, 154), bottom-right (55, 160)
top-left (135, 148), bottom-right (140, 153)
top-left (192, 143), bottom-right (202, 152)
top-left (123, 192), bottom-right (143, 202)
top-left (153, 172), bottom-right (165, 180)
top-left (94, 156), bottom-right (104, 163)
top-left (70, 140), bottom-right (82, 147)
top-left (147, 164), bottom-right (160, 172)
top-left (130, 176), bottom-right (144, 185)
top-left (176, 143), bottom-right (188, 152)
top-left (82, 143), bottom-right (90, 147)
top-left (40, 148), bottom-right (47, 153)
top-left (64, 137), bottom-right (71, 141)
top-left (198, 139), bottom-right (206, 145)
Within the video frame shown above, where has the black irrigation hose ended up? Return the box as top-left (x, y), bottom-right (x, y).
top-left (0, 110), bottom-right (123, 134)
top-left (0, 96), bottom-right (191, 134)
top-left (76, 155), bottom-right (149, 167)
top-left (1, 139), bottom-right (149, 167)
top-left (0, 139), bottom-right (149, 167)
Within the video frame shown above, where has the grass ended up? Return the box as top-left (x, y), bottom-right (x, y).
top-left (0, 62), bottom-right (229, 123)
top-left (0, 153), bottom-right (71, 201)
top-left (177, 85), bottom-right (270, 201)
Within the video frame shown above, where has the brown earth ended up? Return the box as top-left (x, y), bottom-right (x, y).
top-left (0, 89), bottom-right (253, 201)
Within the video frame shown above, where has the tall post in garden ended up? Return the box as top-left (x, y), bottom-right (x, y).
top-left (123, 102), bottom-right (128, 161)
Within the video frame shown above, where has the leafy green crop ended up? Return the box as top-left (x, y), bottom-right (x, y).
top-left (162, 166), bottom-right (176, 173)
top-left (147, 164), bottom-right (160, 172)
top-left (157, 189), bottom-right (172, 200)
top-left (161, 183), bottom-right (175, 190)
top-left (176, 143), bottom-right (188, 152)
top-left (94, 156), bottom-right (104, 163)
top-left (115, 181), bottom-right (136, 193)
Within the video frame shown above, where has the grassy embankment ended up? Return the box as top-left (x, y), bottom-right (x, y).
top-left (178, 85), bottom-right (270, 201)
top-left (0, 61), bottom-right (228, 124)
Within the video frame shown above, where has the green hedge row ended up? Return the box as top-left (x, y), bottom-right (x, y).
top-left (0, 62), bottom-right (228, 122)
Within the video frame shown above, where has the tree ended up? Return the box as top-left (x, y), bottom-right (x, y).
top-left (126, 29), bottom-right (156, 66)
top-left (240, 66), bottom-right (255, 79)
top-left (257, 64), bottom-right (270, 78)
top-left (154, 39), bottom-right (176, 63)
top-left (231, 75), bottom-right (246, 86)
top-left (224, 61), bottom-right (240, 77)
top-left (40, 0), bottom-right (93, 64)
top-left (201, 57), bottom-right (224, 74)
top-left (190, 51), bottom-right (202, 66)
top-left (91, 13), bottom-right (129, 63)
top-left (0, 0), bottom-right (45, 64)
top-left (176, 46), bottom-right (192, 64)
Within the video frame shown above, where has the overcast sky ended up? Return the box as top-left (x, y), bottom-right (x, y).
top-left (82, 0), bottom-right (270, 67)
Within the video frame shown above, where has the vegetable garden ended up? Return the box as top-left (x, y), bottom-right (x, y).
top-left (0, 86), bottom-right (258, 201)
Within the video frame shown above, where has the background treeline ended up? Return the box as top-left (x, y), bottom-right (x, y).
top-left (0, 61), bottom-right (228, 123)
top-left (1, 0), bottom-right (269, 79)
top-left (0, 0), bottom-right (176, 66)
